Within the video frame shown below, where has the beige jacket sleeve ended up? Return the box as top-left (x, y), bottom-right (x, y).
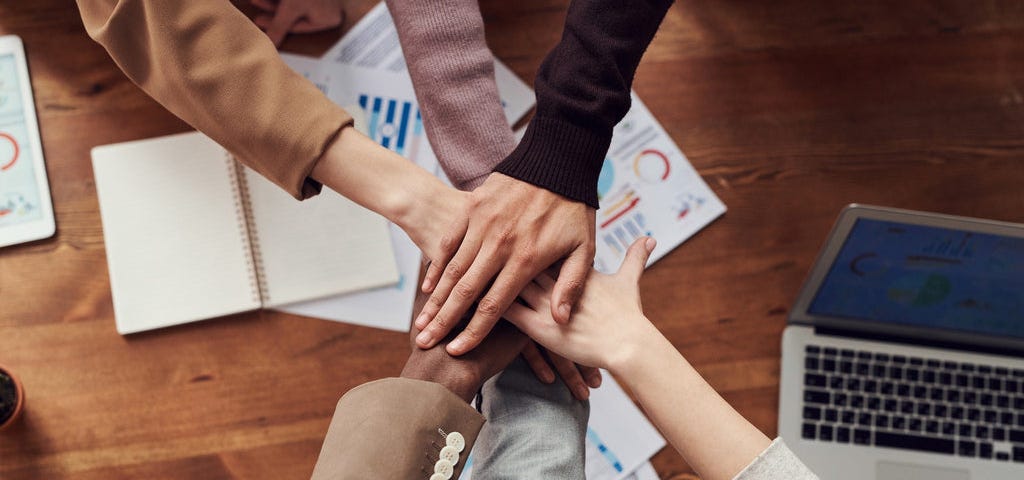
top-left (311, 378), bottom-right (484, 480)
top-left (75, 0), bottom-right (352, 199)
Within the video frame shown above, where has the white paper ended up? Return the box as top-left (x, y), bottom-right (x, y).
top-left (623, 462), bottom-right (659, 480)
top-left (586, 372), bottom-right (667, 480)
top-left (592, 93), bottom-right (727, 274)
top-left (458, 373), bottom-right (665, 480)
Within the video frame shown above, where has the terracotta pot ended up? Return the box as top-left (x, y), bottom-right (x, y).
top-left (0, 364), bottom-right (24, 431)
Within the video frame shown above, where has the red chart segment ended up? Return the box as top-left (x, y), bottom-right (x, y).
top-left (0, 132), bottom-right (19, 171)
top-left (632, 148), bottom-right (670, 183)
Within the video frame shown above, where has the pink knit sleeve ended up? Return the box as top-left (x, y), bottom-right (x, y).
top-left (386, 0), bottom-right (515, 191)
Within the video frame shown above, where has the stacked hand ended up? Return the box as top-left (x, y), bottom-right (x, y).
top-left (413, 173), bottom-right (596, 356)
top-left (394, 173), bottom-right (600, 399)
top-left (504, 237), bottom-right (658, 371)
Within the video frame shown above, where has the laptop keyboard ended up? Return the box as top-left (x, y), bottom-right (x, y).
top-left (801, 344), bottom-right (1024, 463)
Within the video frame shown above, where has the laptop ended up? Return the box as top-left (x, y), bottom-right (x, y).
top-left (779, 204), bottom-right (1024, 479)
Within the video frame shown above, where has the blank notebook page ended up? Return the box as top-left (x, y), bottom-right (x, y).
top-left (241, 167), bottom-right (398, 307)
top-left (92, 132), bottom-right (260, 334)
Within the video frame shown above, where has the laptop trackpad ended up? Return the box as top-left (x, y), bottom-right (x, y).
top-left (877, 461), bottom-right (968, 480)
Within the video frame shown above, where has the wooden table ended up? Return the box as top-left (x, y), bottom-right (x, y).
top-left (2, 0), bottom-right (1023, 478)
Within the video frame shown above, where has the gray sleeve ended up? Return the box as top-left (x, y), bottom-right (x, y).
top-left (470, 357), bottom-right (589, 479)
top-left (732, 438), bottom-right (819, 480)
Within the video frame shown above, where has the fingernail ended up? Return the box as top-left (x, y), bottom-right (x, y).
top-left (421, 278), bottom-right (432, 292)
top-left (559, 303), bottom-right (571, 319)
top-left (542, 371), bottom-right (555, 384)
top-left (447, 337), bottom-right (466, 354)
top-left (643, 235), bottom-right (659, 250)
top-left (415, 330), bottom-right (433, 347)
top-left (415, 313), bottom-right (430, 329)
top-left (645, 237), bottom-right (657, 252)
top-left (589, 375), bottom-right (602, 388)
top-left (575, 384), bottom-right (590, 400)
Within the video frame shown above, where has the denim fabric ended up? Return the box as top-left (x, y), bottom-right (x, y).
top-left (471, 357), bottom-right (589, 479)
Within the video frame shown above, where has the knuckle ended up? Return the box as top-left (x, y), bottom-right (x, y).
top-left (459, 324), bottom-right (484, 343)
top-left (515, 248), bottom-right (538, 267)
top-left (445, 261), bottom-right (464, 278)
top-left (426, 294), bottom-right (445, 309)
top-left (452, 282), bottom-right (476, 301)
top-left (564, 278), bottom-right (586, 296)
top-left (432, 314), bottom-right (453, 330)
top-left (439, 234), bottom-right (459, 253)
top-left (495, 228), bottom-right (516, 247)
top-left (475, 297), bottom-right (503, 318)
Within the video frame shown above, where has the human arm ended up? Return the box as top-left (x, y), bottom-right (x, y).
top-left (504, 238), bottom-right (817, 480)
top-left (76, 0), bottom-right (346, 200)
top-left (311, 292), bottom-right (528, 480)
top-left (76, 0), bottom-right (473, 265)
top-left (413, 0), bottom-right (675, 354)
top-left (384, 0), bottom-right (602, 394)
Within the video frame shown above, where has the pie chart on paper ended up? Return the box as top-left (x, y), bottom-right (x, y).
top-left (0, 131), bottom-right (18, 171)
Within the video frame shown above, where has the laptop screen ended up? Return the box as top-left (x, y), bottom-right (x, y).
top-left (808, 218), bottom-right (1024, 339)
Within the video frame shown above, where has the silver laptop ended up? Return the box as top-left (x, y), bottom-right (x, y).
top-left (779, 204), bottom-right (1024, 479)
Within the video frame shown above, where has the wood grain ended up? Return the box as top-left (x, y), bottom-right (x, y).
top-left (2, 0), bottom-right (1023, 478)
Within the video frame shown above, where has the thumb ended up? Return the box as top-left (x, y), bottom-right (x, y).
top-left (618, 237), bottom-right (655, 283)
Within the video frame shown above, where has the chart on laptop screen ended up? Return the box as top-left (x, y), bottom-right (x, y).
top-left (809, 219), bottom-right (1024, 338)
top-left (0, 53), bottom-right (42, 227)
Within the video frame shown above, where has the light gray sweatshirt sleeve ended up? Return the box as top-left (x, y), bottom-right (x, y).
top-left (733, 438), bottom-right (819, 480)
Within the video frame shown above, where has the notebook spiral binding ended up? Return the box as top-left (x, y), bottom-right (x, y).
top-left (225, 154), bottom-right (270, 305)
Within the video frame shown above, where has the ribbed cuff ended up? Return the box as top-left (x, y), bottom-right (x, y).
top-left (494, 116), bottom-right (610, 208)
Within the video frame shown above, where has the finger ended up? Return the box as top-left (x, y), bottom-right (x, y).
top-left (521, 342), bottom-right (555, 384)
top-left (264, 7), bottom-right (303, 46)
top-left (447, 261), bottom-right (533, 355)
top-left (253, 15), bottom-right (274, 29)
top-left (425, 256), bottom-right (503, 350)
top-left (618, 237), bottom-right (656, 283)
top-left (414, 236), bottom-right (480, 330)
top-left (535, 272), bottom-right (556, 290)
top-left (578, 365), bottom-right (602, 388)
top-left (422, 229), bottom-right (463, 294)
top-left (289, 18), bottom-right (341, 33)
top-left (550, 246), bottom-right (594, 324)
top-left (503, 303), bottom-right (543, 338)
top-left (250, 0), bottom-right (278, 12)
top-left (549, 351), bottom-right (590, 401)
top-left (517, 281), bottom-right (548, 311)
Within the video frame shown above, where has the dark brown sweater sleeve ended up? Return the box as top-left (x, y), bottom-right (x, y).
top-left (494, 0), bottom-right (674, 208)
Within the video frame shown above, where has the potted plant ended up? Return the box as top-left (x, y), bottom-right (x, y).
top-left (0, 364), bottom-right (24, 431)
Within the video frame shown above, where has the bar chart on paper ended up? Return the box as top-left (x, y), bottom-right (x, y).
top-left (358, 94), bottom-right (429, 162)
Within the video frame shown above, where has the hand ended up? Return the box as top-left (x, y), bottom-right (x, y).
top-left (413, 173), bottom-right (597, 356)
top-left (401, 290), bottom-right (529, 402)
top-left (504, 237), bottom-right (658, 371)
top-left (521, 342), bottom-right (602, 401)
top-left (251, 0), bottom-right (346, 46)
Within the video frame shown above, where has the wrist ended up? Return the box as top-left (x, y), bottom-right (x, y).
top-left (311, 126), bottom-right (444, 226)
top-left (605, 316), bottom-right (670, 377)
top-left (400, 352), bottom-right (480, 403)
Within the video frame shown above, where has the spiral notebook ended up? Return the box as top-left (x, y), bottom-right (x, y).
top-left (92, 131), bottom-right (399, 334)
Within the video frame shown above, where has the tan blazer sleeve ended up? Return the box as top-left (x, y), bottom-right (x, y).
top-left (75, 0), bottom-right (353, 199)
top-left (311, 378), bottom-right (484, 480)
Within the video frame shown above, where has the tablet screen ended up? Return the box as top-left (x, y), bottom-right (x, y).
top-left (808, 218), bottom-right (1024, 338)
top-left (0, 53), bottom-right (43, 227)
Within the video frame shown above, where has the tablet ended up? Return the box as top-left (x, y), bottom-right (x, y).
top-left (0, 35), bottom-right (54, 247)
